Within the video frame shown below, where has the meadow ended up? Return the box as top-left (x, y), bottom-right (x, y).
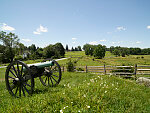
top-left (1, 72), bottom-right (150, 112)
top-left (1, 51), bottom-right (150, 112)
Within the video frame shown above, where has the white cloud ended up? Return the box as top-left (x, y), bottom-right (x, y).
top-left (33, 25), bottom-right (48, 35)
top-left (136, 41), bottom-right (141, 44)
top-left (72, 38), bottom-right (77, 40)
top-left (22, 38), bottom-right (32, 42)
top-left (0, 23), bottom-right (15, 31)
top-left (89, 41), bottom-right (98, 45)
top-left (147, 26), bottom-right (150, 29)
top-left (111, 41), bottom-right (122, 44)
top-left (72, 41), bottom-right (76, 44)
top-left (100, 39), bottom-right (106, 42)
top-left (116, 26), bottom-right (126, 31)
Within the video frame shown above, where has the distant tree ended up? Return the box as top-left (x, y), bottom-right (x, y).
top-left (43, 44), bottom-right (55, 58)
top-left (36, 47), bottom-right (43, 58)
top-left (0, 31), bottom-right (19, 62)
top-left (110, 46), bottom-right (115, 53)
top-left (53, 43), bottom-right (65, 57)
top-left (66, 44), bottom-right (69, 51)
top-left (77, 46), bottom-right (82, 51)
top-left (28, 44), bottom-right (36, 53)
top-left (18, 43), bottom-right (26, 55)
top-left (113, 49), bottom-right (120, 57)
top-left (75, 47), bottom-right (78, 51)
top-left (93, 44), bottom-right (106, 59)
top-left (71, 47), bottom-right (74, 51)
top-left (83, 44), bottom-right (95, 56)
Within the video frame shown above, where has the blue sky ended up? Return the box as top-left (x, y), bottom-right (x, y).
top-left (0, 0), bottom-right (150, 49)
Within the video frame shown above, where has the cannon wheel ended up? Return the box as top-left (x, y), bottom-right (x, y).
top-left (5, 60), bottom-right (34, 97)
top-left (39, 59), bottom-right (62, 87)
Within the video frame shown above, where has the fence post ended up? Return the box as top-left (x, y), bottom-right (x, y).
top-left (104, 64), bottom-right (106, 75)
top-left (134, 64), bottom-right (137, 79)
top-left (86, 65), bottom-right (88, 73)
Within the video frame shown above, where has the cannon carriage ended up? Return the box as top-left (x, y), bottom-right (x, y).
top-left (5, 59), bottom-right (62, 97)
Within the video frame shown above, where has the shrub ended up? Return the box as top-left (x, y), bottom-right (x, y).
top-left (66, 59), bottom-right (75, 72)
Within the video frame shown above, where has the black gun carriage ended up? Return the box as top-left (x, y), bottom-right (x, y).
top-left (5, 59), bottom-right (62, 97)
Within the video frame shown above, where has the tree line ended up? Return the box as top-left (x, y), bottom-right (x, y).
top-left (0, 31), bottom-right (65, 63)
top-left (109, 46), bottom-right (150, 57)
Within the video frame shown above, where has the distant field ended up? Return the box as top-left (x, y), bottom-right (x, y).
top-left (62, 51), bottom-right (150, 66)
top-left (1, 51), bottom-right (150, 80)
top-left (1, 72), bottom-right (150, 112)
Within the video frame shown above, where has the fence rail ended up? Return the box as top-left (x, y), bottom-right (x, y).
top-left (61, 64), bottom-right (150, 77)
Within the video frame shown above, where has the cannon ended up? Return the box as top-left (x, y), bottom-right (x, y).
top-left (5, 59), bottom-right (62, 97)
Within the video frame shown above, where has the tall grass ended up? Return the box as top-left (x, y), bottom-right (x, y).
top-left (1, 72), bottom-right (150, 112)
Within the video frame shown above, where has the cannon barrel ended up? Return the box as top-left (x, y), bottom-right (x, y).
top-left (27, 60), bottom-right (54, 68)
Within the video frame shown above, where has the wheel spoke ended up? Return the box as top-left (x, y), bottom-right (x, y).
top-left (9, 70), bottom-right (17, 78)
top-left (20, 65), bottom-right (23, 77)
top-left (52, 74), bottom-right (58, 77)
top-left (48, 77), bottom-right (50, 85)
top-left (12, 65), bottom-right (18, 76)
top-left (17, 63), bottom-right (20, 77)
top-left (24, 83), bottom-right (31, 87)
top-left (22, 84), bottom-right (30, 94)
top-left (15, 86), bottom-right (19, 95)
top-left (50, 76), bottom-right (53, 86)
top-left (44, 77), bottom-right (47, 84)
top-left (51, 75), bottom-right (57, 83)
top-left (8, 76), bottom-right (15, 80)
top-left (22, 84), bottom-right (25, 96)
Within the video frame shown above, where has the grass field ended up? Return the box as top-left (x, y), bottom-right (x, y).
top-left (64, 51), bottom-right (150, 66)
top-left (1, 72), bottom-right (150, 112)
top-left (1, 51), bottom-right (150, 112)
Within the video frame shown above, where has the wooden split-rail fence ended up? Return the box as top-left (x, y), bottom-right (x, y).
top-left (61, 64), bottom-right (150, 78)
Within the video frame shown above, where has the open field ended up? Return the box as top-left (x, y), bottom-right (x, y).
top-left (1, 51), bottom-right (150, 112)
top-left (1, 72), bottom-right (150, 112)
top-left (63, 51), bottom-right (150, 66)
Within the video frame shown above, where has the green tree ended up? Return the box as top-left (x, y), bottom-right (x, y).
top-left (0, 31), bottom-right (19, 62)
top-left (43, 44), bottom-right (55, 58)
top-left (83, 44), bottom-right (95, 56)
top-left (66, 44), bottom-right (69, 51)
top-left (28, 44), bottom-right (36, 53)
top-left (71, 47), bottom-right (74, 51)
top-left (93, 44), bottom-right (106, 59)
top-left (53, 43), bottom-right (65, 57)
top-left (77, 46), bottom-right (82, 51)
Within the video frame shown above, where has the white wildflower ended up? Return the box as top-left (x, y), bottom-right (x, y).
top-left (90, 79), bottom-right (94, 82)
top-left (71, 102), bottom-right (73, 104)
top-left (105, 91), bottom-right (107, 93)
top-left (83, 94), bottom-right (86, 97)
top-left (87, 105), bottom-right (90, 108)
top-left (78, 110), bottom-right (81, 112)
top-left (60, 110), bottom-right (63, 113)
